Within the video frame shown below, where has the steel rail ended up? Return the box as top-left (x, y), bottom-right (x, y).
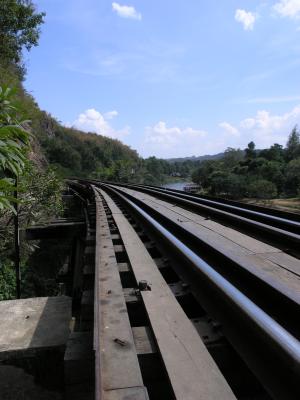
top-left (136, 184), bottom-right (300, 233)
top-left (67, 180), bottom-right (91, 205)
top-left (92, 187), bottom-right (102, 400)
top-left (124, 181), bottom-right (300, 222)
top-left (160, 185), bottom-right (300, 222)
top-left (100, 182), bottom-right (300, 400)
top-left (107, 182), bottom-right (300, 254)
top-left (85, 179), bottom-right (300, 224)
top-left (113, 182), bottom-right (300, 234)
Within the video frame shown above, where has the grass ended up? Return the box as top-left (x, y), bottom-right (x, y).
top-left (243, 198), bottom-right (300, 214)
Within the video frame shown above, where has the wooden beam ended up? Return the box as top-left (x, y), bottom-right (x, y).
top-left (25, 222), bottom-right (85, 240)
top-left (93, 190), bottom-right (148, 400)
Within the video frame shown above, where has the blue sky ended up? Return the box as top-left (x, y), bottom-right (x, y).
top-left (24, 0), bottom-right (300, 158)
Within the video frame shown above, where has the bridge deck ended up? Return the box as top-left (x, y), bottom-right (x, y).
top-left (100, 188), bottom-right (235, 400)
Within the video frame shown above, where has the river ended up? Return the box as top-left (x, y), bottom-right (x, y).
top-left (162, 181), bottom-right (192, 190)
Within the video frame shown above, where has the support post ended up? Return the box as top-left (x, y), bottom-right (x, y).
top-left (14, 176), bottom-right (21, 299)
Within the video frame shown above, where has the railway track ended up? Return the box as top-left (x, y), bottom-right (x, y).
top-left (67, 180), bottom-right (300, 400)
top-left (105, 182), bottom-right (300, 257)
top-left (147, 184), bottom-right (300, 223)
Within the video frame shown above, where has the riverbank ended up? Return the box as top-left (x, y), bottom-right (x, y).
top-left (242, 198), bottom-right (300, 214)
top-left (160, 182), bottom-right (300, 214)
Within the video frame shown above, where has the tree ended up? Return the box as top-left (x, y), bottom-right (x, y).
top-left (260, 143), bottom-right (284, 162)
top-left (247, 157), bottom-right (267, 174)
top-left (285, 126), bottom-right (300, 161)
top-left (223, 147), bottom-right (244, 169)
top-left (192, 160), bottom-right (220, 188)
top-left (259, 161), bottom-right (284, 193)
top-left (210, 172), bottom-right (246, 199)
top-left (143, 157), bottom-right (169, 185)
top-left (44, 138), bottom-right (82, 173)
top-left (245, 141), bottom-right (256, 159)
top-left (248, 179), bottom-right (277, 199)
top-left (285, 158), bottom-right (300, 196)
top-left (0, 0), bottom-right (45, 67)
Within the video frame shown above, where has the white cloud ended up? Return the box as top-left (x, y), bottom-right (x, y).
top-left (240, 106), bottom-right (300, 131)
top-left (237, 104), bottom-right (300, 147)
top-left (235, 9), bottom-right (257, 30)
top-left (104, 110), bottom-right (118, 119)
top-left (112, 2), bottom-right (142, 20)
top-left (141, 103), bottom-right (300, 158)
top-left (71, 108), bottom-right (130, 139)
top-left (273, 0), bottom-right (300, 19)
top-left (240, 118), bottom-right (256, 130)
top-left (219, 122), bottom-right (239, 136)
top-left (145, 121), bottom-right (206, 144)
top-left (143, 121), bottom-right (207, 157)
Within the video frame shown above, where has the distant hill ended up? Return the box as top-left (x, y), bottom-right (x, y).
top-left (166, 149), bottom-right (264, 163)
top-left (166, 152), bottom-right (225, 163)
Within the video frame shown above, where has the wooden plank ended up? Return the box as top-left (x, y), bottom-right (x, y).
top-left (105, 387), bottom-right (149, 400)
top-left (93, 190), bottom-right (147, 400)
top-left (132, 326), bottom-right (157, 354)
top-left (179, 212), bottom-right (280, 254)
top-left (113, 244), bottom-right (125, 253)
top-left (111, 233), bottom-right (121, 240)
top-left (237, 254), bottom-right (300, 302)
top-left (123, 287), bottom-right (139, 303)
top-left (116, 187), bottom-right (300, 306)
top-left (118, 262), bottom-right (130, 273)
top-left (100, 189), bottom-right (236, 400)
top-left (264, 252), bottom-right (300, 277)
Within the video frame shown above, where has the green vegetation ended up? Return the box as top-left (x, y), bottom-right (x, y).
top-left (0, 0), bottom-right (45, 73)
top-left (0, 86), bottom-right (31, 212)
top-left (192, 133), bottom-right (300, 199)
top-left (0, 161), bottom-right (64, 300)
top-left (0, 87), bottom-right (64, 300)
top-left (0, 1), bottom-right (61, 299)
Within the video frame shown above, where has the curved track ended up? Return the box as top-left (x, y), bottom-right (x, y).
top-left (106, 182), bottom-right (300, 256)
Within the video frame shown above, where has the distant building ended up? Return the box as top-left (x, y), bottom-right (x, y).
top-left (170, 172), bottom-right (182, 177)
top-left (183, 183), bottom-right (200, 193)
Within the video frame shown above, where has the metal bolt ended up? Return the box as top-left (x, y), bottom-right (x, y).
top-left (138, 280), bottom-right (151, 291)
top-left (181, 282), bottom-right (190, 290)
top-left (114, 338), bottom-right (127, 347)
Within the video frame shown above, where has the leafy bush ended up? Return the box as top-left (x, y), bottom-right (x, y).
top-left (285, 158), bottom-right (300, 196)
top-left (248, 179), bottom-right (278, 199)
top-left (0, 164), bottom-right (64, 299)
top-left (0, 86), bottom-right (30, 211)
top-left (0, 260), bottom-right (16, 300)
top-left (210, 172), bottom-right (246, 199)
